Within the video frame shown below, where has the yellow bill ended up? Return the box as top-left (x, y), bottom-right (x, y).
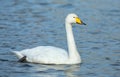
top-left (76, 17), bottom-right (86, 25)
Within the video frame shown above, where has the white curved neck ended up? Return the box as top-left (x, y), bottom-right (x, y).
top-left (65, 23), bottom-right (80, 62)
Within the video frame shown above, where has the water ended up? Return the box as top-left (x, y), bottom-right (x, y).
top-left (0, 0), bottom-right (120, 77)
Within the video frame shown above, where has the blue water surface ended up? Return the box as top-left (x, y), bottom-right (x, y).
top-left (0, 0), bottom-right (120, 77)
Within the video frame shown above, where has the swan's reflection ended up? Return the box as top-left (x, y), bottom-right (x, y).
top-left (32, 64), bottom-right (81, 77)
top-left (64, 64), bottom-right (80, 77)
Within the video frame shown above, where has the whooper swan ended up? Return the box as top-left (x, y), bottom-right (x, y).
top-left (12, 13), bottom-right (86, 64)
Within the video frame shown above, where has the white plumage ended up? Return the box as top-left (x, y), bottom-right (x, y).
top-left (12, 46), bottom-right (68, 64)
top-left (12, 13), bottom-right (86, 64)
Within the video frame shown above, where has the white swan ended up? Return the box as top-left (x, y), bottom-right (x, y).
top-left (12, 13), bottom-right (86, 64)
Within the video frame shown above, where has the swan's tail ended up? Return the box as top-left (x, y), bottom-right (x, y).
top-left (12, 51), bottom-right (24, 59)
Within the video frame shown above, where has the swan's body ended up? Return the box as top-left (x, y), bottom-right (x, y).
top-left (12, 13), bottom-right (86, 64)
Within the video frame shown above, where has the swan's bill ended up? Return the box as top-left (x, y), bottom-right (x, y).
top-left (76, 17), bottom-right (86, 25)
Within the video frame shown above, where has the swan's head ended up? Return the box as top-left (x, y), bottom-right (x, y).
top-left (65, 13), bottom-right (86, 25)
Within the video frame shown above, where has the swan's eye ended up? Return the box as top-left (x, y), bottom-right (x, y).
top-left (73, 17), bottom-right (75, 18)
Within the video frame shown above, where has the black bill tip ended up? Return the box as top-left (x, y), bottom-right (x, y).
top-left (82, 22), bottom-right (86, 25)
top-left (81, 21), bottom-right (86, 25)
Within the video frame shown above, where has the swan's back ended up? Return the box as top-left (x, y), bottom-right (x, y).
top-left (13, 46), bottom-right (68, 64)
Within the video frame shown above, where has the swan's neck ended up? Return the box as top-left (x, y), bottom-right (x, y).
top-left (65, 23), bottom-right (81, 62)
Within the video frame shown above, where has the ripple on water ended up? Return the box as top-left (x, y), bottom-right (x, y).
top-left (0, 59), bottom-right (9, 62)
top-left (91, 47), bottom-right (100, 50)
top-left (0, 25), bottom-right (8, 29)
top-left (58, 4), bottom-right (74, 8)
top-left (111, 62), bottom-right (120, 66)
top-left (19, 63), bottom-right (33, 67)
